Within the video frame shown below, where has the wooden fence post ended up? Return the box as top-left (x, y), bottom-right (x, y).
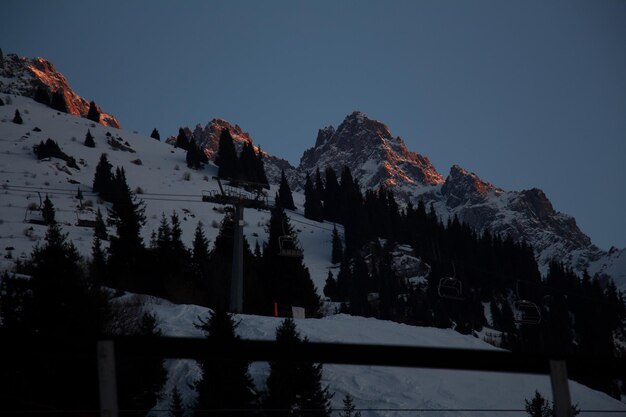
top-left (97, 340), bottom-right (118, 417)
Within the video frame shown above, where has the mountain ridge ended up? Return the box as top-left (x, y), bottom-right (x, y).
top-left (0, 52), bottom-right (120, 128)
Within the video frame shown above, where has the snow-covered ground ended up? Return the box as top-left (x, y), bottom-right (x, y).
top-left (0, 95), bottom-right (338, 294)
top-left (131, 295), bottom-right (626, 417)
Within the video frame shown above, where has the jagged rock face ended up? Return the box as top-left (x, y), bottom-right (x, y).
top-left (441, 164), bottom-right (502, 208)
top-left (0, 53), bottom-right (121, 128)
top-left (298, 112), bottom-right (620, 282)
top-left (167, 118), bottom-right (295, 184)
top-left (420, 166), bottom-right (598, 274)
top-left (298, 111), bottom-right (444, 193)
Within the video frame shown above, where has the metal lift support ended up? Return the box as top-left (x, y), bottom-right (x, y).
top-left (202, 177), bottom-right (269, 313)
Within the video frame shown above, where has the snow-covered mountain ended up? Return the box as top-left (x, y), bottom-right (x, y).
top-left (0, 52), bottom-right (120, 128)
top-left (167, 118), bottom-right (295, 184)
top-left (1, 67), bottom-right (625, 413)
top-left (295, 111), bottom-right (625, 288)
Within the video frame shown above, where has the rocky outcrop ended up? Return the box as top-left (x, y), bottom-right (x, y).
top-left (298, 111), bottom-right (444, 194)
top-left (0, 53), bottom-right (121, 128)
top-left (167, 118), bottom-right (295, 184)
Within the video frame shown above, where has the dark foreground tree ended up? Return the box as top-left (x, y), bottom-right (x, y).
top-left (150, 128), bottom-right (161, 140)
top-left (117, 312), bottom-right (167, 417)
top-left (340, 394), bottom-right (361, 417)
top-left (170, 386), bottom-right (186, 417)
top-left (264, 318), bottom-right (331, 417)
top-left (107, 167), bottom-right (147, 289)
top-left (0, 222), bottom-right (110, 414)
top-left (194, 310), bottom-right (256, 416)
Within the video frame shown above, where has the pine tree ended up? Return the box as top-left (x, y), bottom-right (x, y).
top-left (95, 208), bottom-right (107, 240)
top-left (170, 386), bottom-right (186, 417)
top-left (524, 391), bottom-right (552, 417)
top-left (323, 270), bottom-right (337, 300)
top-left (176, 127), bottom-right (190, 150)
top-left (340, 394), bottom-right (361, 417)
top-left (188, 222), bottom-right (211, 303)
top-left (12, 109), bottom-right (23, 124)
top-left (262, 205), bottom-right (321, 316)
top-left (186, 140), bottom-right (207, 169)
top-left (239, 140), bottom-right (259, 183)
top-left (84, 129), bottom-right (95, 148)
top-left (331, 226), bottom-right (343, 264)
top-left (89, 235), bottom-right (106, 284)
top-left (254, 145), bottom-right (269, 188)
top-left (277, 170), bottom-right (296, 210)
top-left (50, 89), bottom-right (68, 113)
top-left (117, 312), bottom-right (167, 417)
top-left (150, 128), bottom-right (161, 141)
top-left (215, 129), bottom-right (239, 179)
top-left (107, 167), bottom-right (146, 289)
top-left (87, 100), bottom-right (101, 123)
top-left (34, 86), bottom-right (50, 105)
top-left (41, 194), bottom-right (55, 225)
top-left (1, 222), bottom-right (111, 412)
top-left (264, 318), bottom-right (331, 417)
top-left (194, 310), bottom-right (256, 416)
top-left (93, 153), bottom-right (114, 201)
top-left (323, 167), bottom-right (341, 223)
top-left (304, 174), bottom-right (324, 221)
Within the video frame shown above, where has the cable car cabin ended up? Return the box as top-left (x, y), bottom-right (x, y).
top-left (437, 277), bottom-right (463, 300)
top-left (24, 208), bottom-right (46, 225)
top-left (278, 236), bottom-right (304, 258)
top-left (514, 300), bottom-right (541, 325)
top-left (76, 209), bottom-right (97, 228)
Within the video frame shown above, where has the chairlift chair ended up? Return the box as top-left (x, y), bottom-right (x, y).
top-left (76, 209), bottom-right (97, 228)
top-left (278, 235), bottom-right (304, 258)
top-left (24, 207), bottom-right (46, 225)
top-left (514, 300), bottom-right (541, 325)
top-left (437, 277), bottom-right (463, 300)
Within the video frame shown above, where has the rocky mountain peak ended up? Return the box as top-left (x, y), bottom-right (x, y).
top-left (441, 165), bottom-right (502, 208)
top-left (167, 117), bottom-right (294, 184)
top-left (0, 53), bottom-right (120, 128)
top-left (298, 111), bottom-right (444, 193)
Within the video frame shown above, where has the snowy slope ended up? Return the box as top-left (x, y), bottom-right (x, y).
top-left (0, 94), bottom-right (335, 293)
top-left (134, 295), bottom-right (626, 417)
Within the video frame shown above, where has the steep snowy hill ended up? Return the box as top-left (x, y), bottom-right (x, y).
top-left (134, 294), bottom-right (626, 417)
top-left (0, 52), bottom-right (120, 128)
top-left (0, 94), bottom-right (334, 292)
top-left (296, 112), bottom-right (625, 289)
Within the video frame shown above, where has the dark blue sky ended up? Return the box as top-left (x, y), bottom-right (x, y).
top-left (2, 0), bottom-right (625, 249)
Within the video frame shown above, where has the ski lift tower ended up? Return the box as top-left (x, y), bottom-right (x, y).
top-left (202, 176), bottom-right (269, 313)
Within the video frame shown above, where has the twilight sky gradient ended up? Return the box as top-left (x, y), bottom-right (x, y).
top-left (2, 0), bottom-right (625, 249)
